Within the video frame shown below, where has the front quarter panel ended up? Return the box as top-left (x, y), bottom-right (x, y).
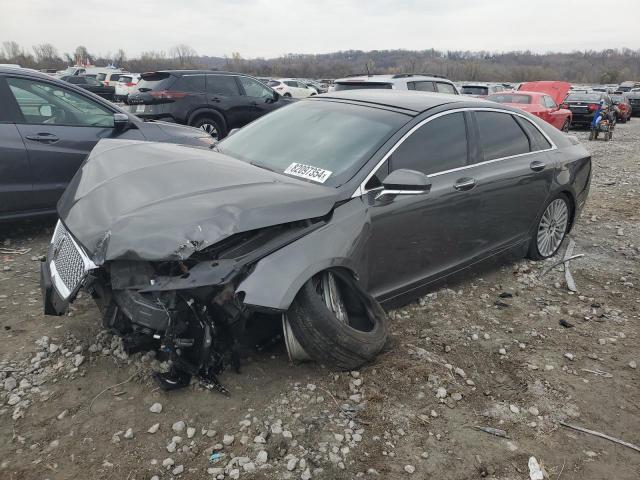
top-left (238, 198), bottom-right (370, 311)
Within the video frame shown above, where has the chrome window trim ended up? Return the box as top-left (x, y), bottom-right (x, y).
top-left (352, 107), bottom-right (557, 198)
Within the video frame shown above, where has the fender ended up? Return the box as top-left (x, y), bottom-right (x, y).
top-left (187, 107), bottom-right (227, 133)
top-left (237, 198), bottom-right (370, 311)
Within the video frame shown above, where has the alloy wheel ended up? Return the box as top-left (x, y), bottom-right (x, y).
top-left (536, 199), bottom-right (569, 257)
top-left (199, 123), bottom-right (219, 139)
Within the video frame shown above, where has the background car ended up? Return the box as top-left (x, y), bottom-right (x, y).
top-left (563, 91), bottom-right (616, 127)
top-left (267, 78), bottom-right (316, 98)
top-left (114, 73), bottom-right (141, 103)
top-left (60, 74), bottom-right (115, 100)
top-left (127, 70), bottom-right (293, 139)
top-left (0, 66), bottom-right (216, 220)
top-left (332, 73), bottom-right (459, 94)
top-left (610, 92), bottom-right (632, 123)
top-left (487, 91), bottom-right (572, 131)
top-left (460, 83), bottom-right (504, 97)
top-left (96, 70), bottom-right (128, 87)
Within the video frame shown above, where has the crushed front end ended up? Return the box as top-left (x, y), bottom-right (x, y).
top-left (41, 218), bottom-right (324, 392)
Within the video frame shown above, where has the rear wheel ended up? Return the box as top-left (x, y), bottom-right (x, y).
top-left (192, 116), bottom-right (224, 140)
top-left (528, 194), bottom-right (570, 260)
top-left (284, 270), bottom-right (388, 370)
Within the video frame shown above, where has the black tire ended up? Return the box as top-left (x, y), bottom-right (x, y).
top-left (286, 271), bottom-right (388, 370)
top-left (620, 116), bottom-right (627, 124)
top-left (191, 116), bottom-right (224, 140)
top-left (283, 93), bottom-right (292, 98)
top-left (528, 193), bottom-right (571, 260)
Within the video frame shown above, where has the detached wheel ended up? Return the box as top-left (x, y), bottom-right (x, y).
top-left (192, 116), bottom-right (223, 139)
top-left (285, 271), bottom-right (388, 370)
top-left (528, 194), bottom-right (570, 260)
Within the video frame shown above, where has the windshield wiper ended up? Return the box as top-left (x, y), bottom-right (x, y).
top-left (250, 161), bottom-right (277, 173)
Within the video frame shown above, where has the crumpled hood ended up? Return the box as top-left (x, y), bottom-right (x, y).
top-left (58, 139), bottom-right (339, 262)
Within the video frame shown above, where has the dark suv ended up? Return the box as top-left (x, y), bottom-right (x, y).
top-left (127, 71), bottom-right (293, 139)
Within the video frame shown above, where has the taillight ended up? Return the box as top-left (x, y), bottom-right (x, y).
top-left (126, 82), bottom-right (135, 87)
top-left (149, 90), bottom-right (188, 100)
top-left (276, 87), bottom-right (284, 91)
top-left (588, 104), bottom-right (598, 111)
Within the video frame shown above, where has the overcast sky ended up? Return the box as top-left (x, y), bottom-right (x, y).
top-left (2, 0), bottom-right (639, 59)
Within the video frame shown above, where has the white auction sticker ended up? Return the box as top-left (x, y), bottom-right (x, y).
top-left (284, 163), bottom-right (332, 183)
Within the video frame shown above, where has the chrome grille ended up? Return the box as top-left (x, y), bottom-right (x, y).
top-left (50, 222), bottom-right (94, 299)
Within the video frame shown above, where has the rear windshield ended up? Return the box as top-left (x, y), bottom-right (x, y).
top-left (462, 86), bottom-right (488, 95)
top-left (119, 76), bottom-right (133, 83)
top-left (334, 82), bottom-right (392, 91)
top-left (566, 93), bottom-right (602, 102)
top-left (136, 72), bottom-right (175, 92)
top-left (487, 94), bottom-right (532, 104)
top-left (610, 94), bottom-right (625, 102)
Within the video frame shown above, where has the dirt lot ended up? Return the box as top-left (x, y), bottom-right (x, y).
top-left (1, 121), bottom-right (639, 480)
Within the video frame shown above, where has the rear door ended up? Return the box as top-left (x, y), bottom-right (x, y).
top-left (0, 76), bottom-right (33, 216)
top-left (5, 75), bottom-right (144, 211)
top-left (205, 74), bottom-right (245, 130)
top-left (467, 110), bottom-right (554, 253)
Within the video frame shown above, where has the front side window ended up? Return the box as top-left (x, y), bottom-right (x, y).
top-left (238, 76), bottom-right (273, 98)
top-left (390, 112), bottom-right (468, 176)
top-left (436, 82), bottom-right (456, 94)
top-left (218, 100), bottom-right (407, 187)
top-left (6, 77), bottom-right (114, 127)
top-left (206, 75), bottom-right (239, 96)
top-left (543, 96), bottom-right (557, 109)
top-left (475, 111), bottom-right (530, 161)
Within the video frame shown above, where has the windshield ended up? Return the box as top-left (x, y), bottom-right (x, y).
top-left (487, 93), bottom-right (531, 104)
top-left (334, 82), bottom-right (392, 91)
top-left (610, 94), bottom-right (625, 102)
top-left (566, 93), bottom-right (602, 102)
top-left (462, 86), bottom-right (488, 95)
top-left (218, 100), bottom-right (408, 187)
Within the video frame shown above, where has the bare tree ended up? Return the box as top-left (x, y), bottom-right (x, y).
top-left (115, 48), bottom-right (126, 67)
top-left (170, 44), bottom-right (196, 67)
top-left (33, 43), bottom-right (60, 65)
top-left (2, 41), bottom-right (23, 59)
top-left (74, 45), bottom-right (91, 65)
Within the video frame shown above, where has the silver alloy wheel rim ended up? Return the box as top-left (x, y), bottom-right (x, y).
top-left (537, 199), bottom-right (569, 257)
top-left (199, 123), bottom-right (218, 139)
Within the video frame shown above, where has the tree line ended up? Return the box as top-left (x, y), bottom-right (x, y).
top-left (2, 40), bottom-right (639, 83)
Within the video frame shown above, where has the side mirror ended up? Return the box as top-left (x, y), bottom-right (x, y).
top-left (39, 104), bottom-right (54, 117)
top-left (376, 169), bottom-right (431, 201)
top-left (113, 113), bottom-right (130, 132)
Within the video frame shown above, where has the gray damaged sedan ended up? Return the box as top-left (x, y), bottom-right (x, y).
top-left (41, 90), bottom-right (591, 391)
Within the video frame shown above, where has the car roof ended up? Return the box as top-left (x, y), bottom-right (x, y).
top-left (334, 74), bottom-right (453, 84)
top-left (0, 66), bottom-right (59, 79)
top-left (149, 70), bottom-right (239, 76)
top-left (313, 89), bottom-right (477, 114)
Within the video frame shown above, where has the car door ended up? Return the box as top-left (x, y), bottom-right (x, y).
top-left (467, 110), bottom-right (554, 254)
top-left (205, 74), bottom-right (246, 130)
top-left (5, 75), bottom-right (143, 211)
top-left (364, 111), bottom-right (479, 298)
top-left (236, 76), bottom-right (281, 124)
top-left (543, 95), bottom-right (564, 129)
top-left (0, 77), bottom-right (33, 216)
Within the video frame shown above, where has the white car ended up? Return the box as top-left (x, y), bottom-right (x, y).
top-left (267, 78), bottom-right (316, 98)
top-left (114, 73), bottom-right (141, 103)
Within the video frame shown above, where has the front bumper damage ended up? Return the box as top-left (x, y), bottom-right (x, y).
top-left (41, 218), bottom-right (327, 392)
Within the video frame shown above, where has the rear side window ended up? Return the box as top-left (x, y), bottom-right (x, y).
top-left (436, 82), bottom-right (456, 94)
top-left (96, 73), bottom-right (106, 81)
top-left (409, 81), bottom-right (435, 92)
top-left (390, 112), bottom-right (468, 175)
top-left (475, 111), bottom-right (530, 161)
top-left (173, 75), bottom-right (205, 92)
top-left (206, 75), bottom-right (239, 96)
top-left (516, 117), bottom-right (552, 151)
top-left (109, 74), bottom-right (122, 82)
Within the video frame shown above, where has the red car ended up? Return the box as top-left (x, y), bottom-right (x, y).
top-left (488, 81), bottom-right (572, 131)
top-left (611, 92), bottom-right (632, 123)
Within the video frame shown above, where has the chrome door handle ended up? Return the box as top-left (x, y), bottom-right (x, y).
top-left (530, 160), bottom-right (546, 172)
top-left (453, 178), bottom-right (476, 191)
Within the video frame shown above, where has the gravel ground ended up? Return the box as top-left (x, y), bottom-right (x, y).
top-left (1, 120), bottom-right (639, 480)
